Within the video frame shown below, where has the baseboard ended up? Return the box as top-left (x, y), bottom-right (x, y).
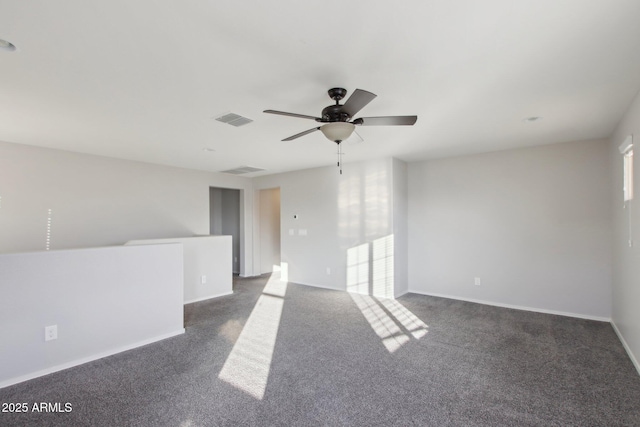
top-left (0, 329), bottom-right (185, 389)
top-left (611, 321), bottom-right (640, 376)
top-left (394, 289), bottom-right (410, 298)
top-left (408, 290), bottom-right (611, 322)
top-left (292, 281), bottom-right (412, 300)
top-left (291, 280), bottom-right (343, 292)
top-left (184, 291), bottom-right (233, 305)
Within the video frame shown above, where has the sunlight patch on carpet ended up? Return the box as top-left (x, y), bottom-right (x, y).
top-left (218, 274), bottom-right (286, 399)
top-left (349, 293), bottom-right (410, 353)
top-left (378, 299), bottom-right (428, 339)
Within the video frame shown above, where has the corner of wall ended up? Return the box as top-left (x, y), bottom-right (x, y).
top-left (609, 89), bottom-right (640, 377)
top-left (392, 158), bottom-right (409, 298)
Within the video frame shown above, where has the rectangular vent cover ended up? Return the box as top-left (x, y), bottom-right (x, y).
top-left (215, 113), bottom-right (253, 127)
top-left (220, 166), bottom-right (265, 175)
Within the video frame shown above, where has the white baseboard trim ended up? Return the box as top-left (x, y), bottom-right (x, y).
top-left (394, 289), bottom-right (409, 298)
top-left (292, 280), bottom-right (408, 299)
top-left (611, 321), bottom-right (640, 376)
top-left (291, 280), bottom-right (343, 292)
top-left (0, 329), bottom-right (185, 389)
top-left (184, 291), bottom-right (233, 305)
top-left (407, 290), bottom-right (611, 322)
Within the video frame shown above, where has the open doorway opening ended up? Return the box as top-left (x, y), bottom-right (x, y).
top-left (210, 187), bottom-right (241, 274)
top-left (259, 188), bottom-right (281, 274)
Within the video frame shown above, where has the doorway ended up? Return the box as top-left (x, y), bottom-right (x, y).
top-left (259, 188), bottom-right (281, 274)
top-left (209, 187), bottom-right (241, 274)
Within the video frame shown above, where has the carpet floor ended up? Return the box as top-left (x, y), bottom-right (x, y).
top-left (1, 274), bottom-right (640, 426)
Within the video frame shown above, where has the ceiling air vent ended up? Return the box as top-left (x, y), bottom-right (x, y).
top-left (215, 113), bottom-right (253, 127)
top-left (220, 166), bottom-right (265, 175)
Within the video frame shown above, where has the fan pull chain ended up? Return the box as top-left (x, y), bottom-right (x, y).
top-left (337, 143), bottom-right (343, 174)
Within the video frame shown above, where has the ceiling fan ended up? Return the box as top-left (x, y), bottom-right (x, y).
top-left (264, 88), bottom-right (417, 173)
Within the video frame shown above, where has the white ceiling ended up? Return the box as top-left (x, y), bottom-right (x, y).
top-left (1, 1), bottom-right (640, 176)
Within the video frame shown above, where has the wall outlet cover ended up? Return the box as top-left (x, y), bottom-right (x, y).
top-left (45, 325), bottom-right (58, 341)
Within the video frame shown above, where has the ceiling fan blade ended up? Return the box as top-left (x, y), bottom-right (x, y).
top-left (282, 127), bottom-right (321, 141)
top-left (345, 130), bottom-right (364, 145)
top-left (353, 116), bottom-right (417, 126)
top-left (264, 110), bottom-right (321, 121)
top-left (342, 89), bottom-right (377, 117)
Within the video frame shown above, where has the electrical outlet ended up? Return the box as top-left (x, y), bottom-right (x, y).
top-left (474, 277), bottom-right (481, 286)
top-left (326, 267), bottom-right (331, 275)
top-left (201, 275), bottom-right (207, 284)
top-left (45, 325), bottom-right (57, 341)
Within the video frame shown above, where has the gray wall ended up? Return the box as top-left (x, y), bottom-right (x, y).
top-left (210, 187), bottom-right (241, 273)
top-left (221, 189), bottom-right (241, 274)
top-left (0, 140), bottom-right (254, 276)
top-left (408, 139), bottom-right (612, 319)
top-left (609, 88), bottom-right (640, 372)
top-left (209, 188), bottom-right (223, 235)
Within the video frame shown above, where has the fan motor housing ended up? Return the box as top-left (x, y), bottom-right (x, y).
top-left (320, 88), bottom-right (351, 122)
top-left (321, 104), bottom-right (351, 122)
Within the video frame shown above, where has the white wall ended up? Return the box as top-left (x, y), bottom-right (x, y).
top-left (254, 164), bottom-right (345, 288)
top-left (253, 158), bottom-right (404, 297)
top-left (408, 139), bottom-right (612, 319)
top-left (0, 244), bottom-right (184, 388)
top-left (127, 236), bottom-right (232, 304)
top-left (0, 140), bottom-right (254, 276)
top-left (609, 89), bottom-right (640, 373)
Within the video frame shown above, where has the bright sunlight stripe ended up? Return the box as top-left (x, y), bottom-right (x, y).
top-left (349, 293), bottom-right (410, 353)
top-left (218, 274), bottom-right (286, 399)
top-left (378, 299), bottom-right (428, 339)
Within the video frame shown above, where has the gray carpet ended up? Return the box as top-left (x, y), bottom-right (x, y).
top-left (1, 274), bottom-right (639, 426)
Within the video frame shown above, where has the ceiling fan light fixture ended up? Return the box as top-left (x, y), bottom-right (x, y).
top-left (320, 122), bottom-right (355, 143)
